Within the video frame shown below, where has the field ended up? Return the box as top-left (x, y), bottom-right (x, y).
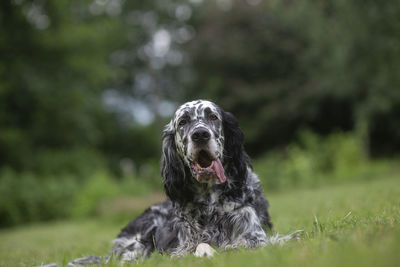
top-left (1, 174), bottom-right (399, 267)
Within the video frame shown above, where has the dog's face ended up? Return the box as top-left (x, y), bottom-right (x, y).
top-left (169, 100), bottom-right (226, 184)
top-left (162, 99), bottom-right (249, 201)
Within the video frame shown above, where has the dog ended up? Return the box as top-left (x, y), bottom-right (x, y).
top-left (111, 99), bottom-right (272, 261)
top-left (54, 100), bottom-right (297, 267)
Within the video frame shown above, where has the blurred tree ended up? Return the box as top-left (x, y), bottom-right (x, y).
top-left (182, 0), bottom-right (353, 155)
top-left (0, 0), bottom-right (149, 175)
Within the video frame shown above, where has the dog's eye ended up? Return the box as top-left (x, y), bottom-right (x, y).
top-left (209, 114), bottom-right (218, 121)
top-left (178, 119), bottom-right (187, 126)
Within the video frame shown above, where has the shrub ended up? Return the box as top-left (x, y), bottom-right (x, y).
top-left (0, 169), bottom-right (78, 227)
top-left (0, 167), bottom-right (162, 227)
top-left (254, 131), bottom-right (379, 191)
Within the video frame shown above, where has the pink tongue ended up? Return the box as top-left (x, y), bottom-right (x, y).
top-left (212, 158), bottom-right (227, 183)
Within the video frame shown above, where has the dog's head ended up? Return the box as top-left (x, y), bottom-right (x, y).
top-left (161, 100), bottom-right (250, 202)
top-left (173, 100), bottom-right (226, 184)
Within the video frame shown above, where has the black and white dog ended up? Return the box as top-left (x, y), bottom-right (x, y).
top-left (112, 100), bottom-right (272, 261)
top-left (64, 100), bottom-right (296, 266)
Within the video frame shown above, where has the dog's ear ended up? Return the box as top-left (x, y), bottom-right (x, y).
top-left (161, 121), bottom-right (188, 202)
top-left (221, 110), bottom-right (251, 182)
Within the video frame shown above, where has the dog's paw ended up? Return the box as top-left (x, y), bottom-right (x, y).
top-left (194, 243), bottom-right (216, 257)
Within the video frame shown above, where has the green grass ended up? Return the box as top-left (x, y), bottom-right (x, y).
top-left (1, 175), bottom-right (400, 267)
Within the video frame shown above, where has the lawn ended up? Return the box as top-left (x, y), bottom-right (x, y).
top-left (1, 174), bottom-right (399, 267)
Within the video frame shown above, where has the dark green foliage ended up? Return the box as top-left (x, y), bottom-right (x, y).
top-left (0, 0), bottom-right (118, 170)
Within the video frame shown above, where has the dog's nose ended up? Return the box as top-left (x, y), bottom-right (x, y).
top-left (191, 128), bottom-right (211, 144)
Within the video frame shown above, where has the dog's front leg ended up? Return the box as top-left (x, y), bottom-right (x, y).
top-left (169, 218), bottom-right (201, 257)
top-left (169, 219), bottom-right (216, 258)
top-left (223, 206), bottom-right (267, 249)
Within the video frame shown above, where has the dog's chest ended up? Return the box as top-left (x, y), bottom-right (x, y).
top-left (185, 191), bottom-right (242, 225)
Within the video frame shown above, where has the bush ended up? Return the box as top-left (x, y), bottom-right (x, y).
top-left (0, 166), bottom-right (161, 227)
top-left (0, 169), bottom-right (78, 227)
top-left (254, 131), bottom-right (392, 191)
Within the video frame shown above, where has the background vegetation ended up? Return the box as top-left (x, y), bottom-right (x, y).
top-left (1, 0), bottom-right (400, 230)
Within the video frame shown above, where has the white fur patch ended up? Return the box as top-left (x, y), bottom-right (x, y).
top-left (194, 243), bottom-right (216, 257)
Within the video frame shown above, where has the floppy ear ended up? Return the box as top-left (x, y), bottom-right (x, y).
top-left (161, 122), bottom-right (189, 202)
top-left (222, 110), bottom-right (251, 182)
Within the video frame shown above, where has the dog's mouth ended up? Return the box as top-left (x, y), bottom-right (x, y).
top-left (191, 150), bottom-right (226, 184)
